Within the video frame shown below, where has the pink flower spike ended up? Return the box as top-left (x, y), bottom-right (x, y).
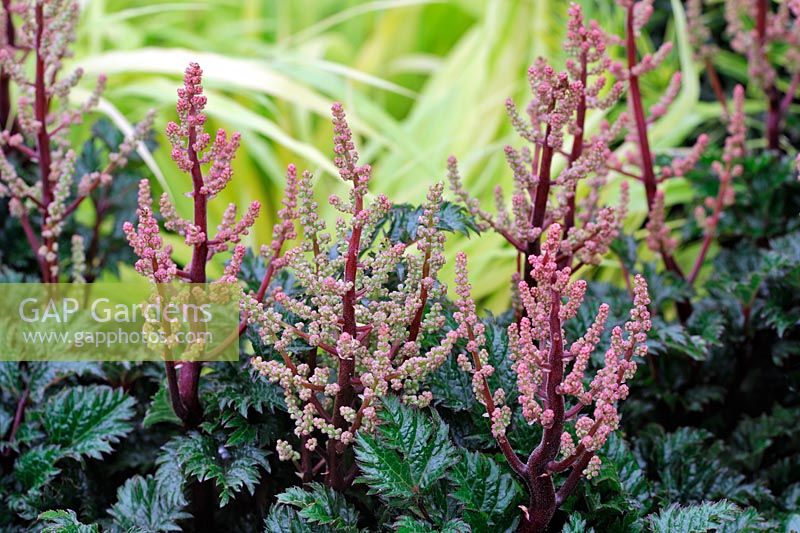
top-left (123, 180), bottom-right (177, 283)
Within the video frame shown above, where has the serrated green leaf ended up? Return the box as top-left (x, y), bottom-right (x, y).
top-left (354, 432), bottom-right (415, 499)
top-left (636, 427), bottom-right (768, 506)
top-left (372, 201), bottom-right (479, 245)
top-left (354, 397), bottom-right (459, 503)
top-left (108, 474), bottom-right (190, 532)
top-left (563, 513), bottom-right (595, 533)
top-left (263, 505), bottom-right (335, 533)
top-left (450, 450), bottom-right (521, 531)
top-left (394, 515), bottom-right (470, 533)
top-left (38, 509), bottom-right (99, 533)
top-left (14, 445), bottom-right (62, 491)
top-left (276, 483), bottom-right (359, 532)
top-left (206, 363), bottom-right (285, 417)
top-left (39, 385), bottom-right (136, 460)
top-left (160, 432), bottom-right (270, 507)
top-left (143, 381), bottom-right (181, 427)
top-left (646, 500), bottom-right (741, 533)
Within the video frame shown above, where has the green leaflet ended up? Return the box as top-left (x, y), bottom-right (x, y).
top-left (646, 500), bottom-right (741, 533)
top-left (157, 432), bottom-right (270, 507)
top-left (274, 483), bottom-right (360, 532)
top-left (38, 386), bottom-right (136, 460)
top-left (38, 509), bottom-right (99, 533)
top-left (108, 475), bottom-right (190, 532)
top-left (354, 396), bottom-right (458, 502)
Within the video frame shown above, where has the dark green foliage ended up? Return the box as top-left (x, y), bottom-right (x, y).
top-left (354, 396), bottom-right (459, 503)
top-left (263, 505), bottom-right (333, 533)
top-left (158, 431), bottom-right (270, 507)
top-left (39, 386), bottom-right (136, 460)
top-left (372, 201), bottom-right (479, 245)
top-left (38, 509), bottom-right (99, 533)
top-left (0, 381), bottom-right (137, 522)
top-left (273, 483), bottom-right (361, 531)
top-left (645, 500), bottom-right (741, 533)
top-left (108, 474), bottom-right (190, 532)
top-left (450, 450), bottom-right (521, 531)
top-left (352, 397), bottom-right (522, 532)
top-left (686, 152), bottom-right (800, 242)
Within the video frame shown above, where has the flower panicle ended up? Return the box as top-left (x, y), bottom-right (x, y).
top-left (123, 180), bottom-right (177, 283)
top-left (249, 104), bottom-right (454, 481)
top-left (0, 0), bottom-right (153, 281)
top-left (453, 224), bottom-right (652, 484)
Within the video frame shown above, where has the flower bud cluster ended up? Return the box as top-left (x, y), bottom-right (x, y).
top-left (0, 0), bottom-right (152, 282)
top-left (126, 64), bottom-right (257, 285)
top-left (449, 3), bottom-right (627, 281)
top-left (724, 0), bottom-right (800, 90)
top-left (249, 104), bottom-right (454, 471)
top-left (454, 224), bottom-right (651, 484)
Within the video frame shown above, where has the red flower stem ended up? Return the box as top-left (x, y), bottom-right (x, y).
top-left (704, 57), bottom-right (729, 115)
top-left (167, 116), bottom-right (208, 429)
top-left (563, 53), bottom-right (588, 237)
top-left (467, 330), bottom-right (526, 476)
top-left (755, 0), bottom-right (782, 150)
top-left (518, 290), bottom-right (564, 531)
top-left (625, 4), bottom-right (691, 321)
top-left (554, 452), bottom-right (593, 506)
top-left (327, 173), bottom-right (364, 490)
top-left (2, 388), bottom-right (28, 450)
top-left (34, 3), bottom-right (56, 283)
top-left (0, 0), bottom-right (14, 132)
top-left (525, 125), bottom-right (555, 286)
top-left (407, 249), bottom-right (431, 342)
top-left (626, 5), bottom-right (657, 209)
top-left (780, 71), bottom-right (800, 114)
top-left (689, 173), bottom-right (732, 284)
top-left (18, 209), bottom-right (46, 277)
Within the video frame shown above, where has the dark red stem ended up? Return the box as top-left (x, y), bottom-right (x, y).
top-left (517, 290), bottom-right (565, 532)
top-left (326, 176), bottom-right (363, 491)
top-left (755, 0), bottom-right (783, 151)
top-left (525, 125), bottom-right (555, 286)
top-left (563, 53), bottom-right (587, 237)
top-left (34, 3), bottom-right (55, 283)
top-left (626, 6), bottom-right (657, 209)
top-left (625, 4), bottom-right (692, 320)
top-left (0, 0), bottom-right (16, 133)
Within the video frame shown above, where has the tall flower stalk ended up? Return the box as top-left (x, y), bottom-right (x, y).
top-left (0, 0), bottom-right (150, 471)
top-left (449, 3), bottom-right (627, 300)
top-left (249, 104), bottom-right (454, 490)
top-left (0, 0), bottom-right (152, 283)
top-left (454, 226), bottom-right (652, 533)
top-left (724, 0), bottom-right (799, 150)
top-left (125, 63), bottom-right (259, 428)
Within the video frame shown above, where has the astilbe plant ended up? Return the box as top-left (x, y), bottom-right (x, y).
top-left (688, 85), bottom-right (747, 283)
top-left (686, 0), bottom-right (733, 114)
top-left (724, 0), bottom-right (799, 150)
top-left (0, 0), bottom-right (152, 283)
top-left (573, 0), bottom-right (743, 321)
top-left (449, 3), bottom-right (628, 295)
top-left (124, 62), bottom-right (260, 428)
top-left (445, 4), bottom-right (656, 531)
top-left (604, 0), bottom-right (708, 319)
top-left (248, 103), bottom-right (455, 490)
top-left (454, 227), bottom-right (651, 533)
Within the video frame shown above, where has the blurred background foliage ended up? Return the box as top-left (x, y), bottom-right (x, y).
top-left (68, 0), bottom-right (718, 309)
